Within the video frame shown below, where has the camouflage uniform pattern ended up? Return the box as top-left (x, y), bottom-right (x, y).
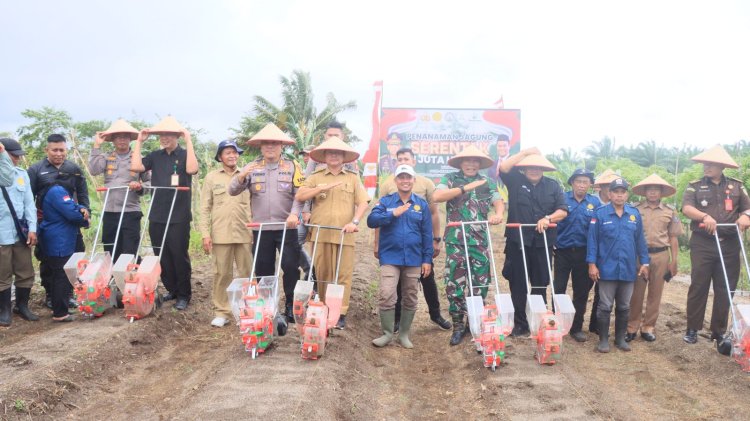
top-left (437, 171), bottom-right (501, 317)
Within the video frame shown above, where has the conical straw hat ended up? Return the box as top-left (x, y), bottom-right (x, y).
top-left (447, 145), bottom-right (494, 169)
top-left (102, 119), bottom-right (139, 141)
top-left (514, 153), bottom-right (556, 172)
top-left (149, 116), bottom-right (186, 135)
top-left (594, 169), bottom-right (618, 186)
top-left (632, 173), bottom-right (676, 197)
top-left (309, 136), bottom-right (360, 163)
top-left (691, 144), bottom-right (739, 169)
top-left (246, 123), bottom-right (296, 147)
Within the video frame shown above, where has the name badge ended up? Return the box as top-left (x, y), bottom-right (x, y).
top-left (171, 174), bottom-right (179, 187)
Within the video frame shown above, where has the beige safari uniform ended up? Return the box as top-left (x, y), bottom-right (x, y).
top-left (200, 167), bottom-right (253, 319)
top-left (304, 167), bottom-right (368, 315)
top-left (628, 201), bottom-right (683, 334)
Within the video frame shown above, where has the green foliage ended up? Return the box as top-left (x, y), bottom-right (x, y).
top-left (233, 70), bottom-right (358, 152)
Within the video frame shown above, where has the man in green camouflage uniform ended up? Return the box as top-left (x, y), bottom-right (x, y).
top-left (434, 145), bottom-right (504, 346)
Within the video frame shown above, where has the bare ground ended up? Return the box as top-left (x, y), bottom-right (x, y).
top-left (1, 229), bottom-right (749, 420)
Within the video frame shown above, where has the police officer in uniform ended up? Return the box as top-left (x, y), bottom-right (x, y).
top-left (681, 145), bottom-right (750, 353)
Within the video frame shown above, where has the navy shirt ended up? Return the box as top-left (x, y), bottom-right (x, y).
top-left (142, 146), bottom-right (192, 224)
top-left (367, 192), bottom-right (433, 267)
top-left (38, 185), bottom-right (89, 257)
top-left (586, 203), bottom-right (650, 282)
top-left (556, 191), bottom-right (601, 249)
top-left (501, 168), bottom-right (567, 247)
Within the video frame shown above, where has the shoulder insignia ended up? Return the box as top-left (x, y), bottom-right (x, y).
top-left (685, 186), bottom-right (696, 192)
top-left (727, 176), bottom-right (743, 183)
top-left (313, 166), bottom-right (326, 174)
top-left (666, 203), bottom-right (676, 210)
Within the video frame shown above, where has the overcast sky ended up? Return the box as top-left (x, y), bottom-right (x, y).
top-left (1, 0), bottom-right (749, 156)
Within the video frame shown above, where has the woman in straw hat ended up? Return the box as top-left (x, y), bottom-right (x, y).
top-left (131, 116), bottom-right (199, 311)
top-left (625, 174), bottom-right (682, 343)
top-left (681, 144), bottom-right (750, 353)
top-left (432, 145), bottom-right (505, 346)
top-left (498, 147), bottom-right (567, 337)
top-left (295, 136), bottom-right (369, 330)
top-left (229, 123), bottom-right (304, 324)
top-left (89, 119), bottom-right (150, 263)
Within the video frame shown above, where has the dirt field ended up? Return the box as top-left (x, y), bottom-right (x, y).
top-left (1, 228), bottom-right (749, 421)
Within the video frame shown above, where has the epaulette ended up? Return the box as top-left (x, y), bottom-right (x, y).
top-left (727, 176), bottom-right (744, 184)
top-left (312, 166), bottom-right (327, 174)
top-left (633, 201), bottom-right (644, 208)
top-left (688, 179), bottom-right (701, 185)
top-left (665, 203), bottom-right (676, 210)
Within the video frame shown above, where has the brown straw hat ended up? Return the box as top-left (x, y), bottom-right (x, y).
top-left (632, 173), bottom-right (677, 197)
top-left (101, 119), bottom-right (139, 141)
top-left (309, 136), bottom-right (360, 163)
top-left (594, 169), bottom-right (619, 186)
top-left (246, 123), bottom-right (296, 147)
top-left (514, 153), bottom-right (556, 172)
top-left (149, 116), bottom-right (186, 135)
top-left (447, 145), bottom-right (494, 169)
top-left (691, 144), bottom-right (739, 169)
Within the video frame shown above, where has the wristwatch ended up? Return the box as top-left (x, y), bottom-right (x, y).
top-left (433, 237), bottom-right (442, 243)
top-left (544, 215), bottom-right (552, 222)
top-left (352, 219), bottom-right (360, 225)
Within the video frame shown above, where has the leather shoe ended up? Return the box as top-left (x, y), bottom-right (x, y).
top-left (641, 332), bottom-right (656, 342)
top-left (570, 331), bottom-right (588, 342)
top-left (430, 315), bottom-right (452, 330)
top-left (162, 292), bottom-right (177, 302)
top-left (510, 326), bottom-right (530, 337)
top-left (285, 304), bottom-right (295, 324)
top-left (335, 315), bottom-right (346, 330)
top-left (683, 329), bottom-right (698, 344)
top-left (174, 298), bottom-right (189, 311)
top-left (625, 332), bottom-right (637, 342)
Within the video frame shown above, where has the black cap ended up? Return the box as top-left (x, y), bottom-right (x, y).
top-left (609, 178), bottom-right (630, 191)
top-left (567, 168), bottom-right (594, 185)
top-left (0, 138), bottom-right (25, 156)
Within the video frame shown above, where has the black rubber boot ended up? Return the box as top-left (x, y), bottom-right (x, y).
top-left (286, 303), bottom-right (295, 324)
top-left (449, 315), bottom-right (466, 346)
top-left (596, 315), bottom-right (610, 353)
top-left (13, 287), bottom-right (39, 321)
top-left (614, 310), bottom-right (631, 352)
top-left (0, 288), bottom-right (12, 327)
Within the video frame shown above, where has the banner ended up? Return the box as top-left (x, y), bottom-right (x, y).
top-left (376, 108), bottom-right (521, 183)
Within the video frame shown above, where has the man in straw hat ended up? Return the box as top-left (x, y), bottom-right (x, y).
top-left (201, 140), bottom-right (252, 327)
top-left (295, 135), bottom-right (369, 330)
top-left (433, 145), bottom-right (504, 346)
top-left (368, 164), bottom-right (433, 348)
top-left (499, 147), bottom-right (567, 337)
top-left (229, 123), bottom-right (304, 323)
top-left (681, 145), bottom-right (750, 353)
top-left (587, 168), bottom-right (618, 333)
top-left (587, 178), bottom-right (649, 352)
top-left (0, 139), bottom-right (38, 326)
top-left (131, 116), bottom-right (199, 311)
top-left (375, 147), bottom-right (452, 332)
top-left (626, 174), bottom-right (682, 343)
top-left (553, 169), bottom-right (601, 342)
top-left (89, 119), bottom-right (150, 263)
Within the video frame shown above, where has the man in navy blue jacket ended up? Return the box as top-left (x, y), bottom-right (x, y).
top-left (587, 178), bottom-right (649, 353)
top-left (368, 165), bottom-right (433, 349)
top-left (38, 178), bottom-right (90, 321)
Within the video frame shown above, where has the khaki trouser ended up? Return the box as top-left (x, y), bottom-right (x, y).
top-left (0, 240), bottom-right (35, 291)
top-left (379, 265), bottom-right (420, 311)
top-left (212, 243), bottom-right (252, 319)
top-left (628, 250), bottom-right (670, 334)
top-left (315, 243), bottom-right (354, 315)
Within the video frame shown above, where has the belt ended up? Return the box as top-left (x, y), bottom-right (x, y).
top-left (648, 246), bottom-right (668, 254)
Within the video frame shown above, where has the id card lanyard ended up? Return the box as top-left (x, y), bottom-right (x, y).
top-left (171, 162), bottom-right (179, 186)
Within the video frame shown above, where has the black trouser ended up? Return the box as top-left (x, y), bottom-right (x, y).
top-left (40, 231), bottom-right (84, 295)
top-left (504, 244), bottom-right (551, 332)
top-left (149, 221), bottom-right (192, 301)
top-left (48, 256), bottom-right (72, 318)
top-left (395, 269), bottom-right (441, 321)
top-left (553, 247), bottom-right (593, 334)
top-left (102, 211), bottom-right (142, 263)
top-left (252, 229), bottom-right (301, 305)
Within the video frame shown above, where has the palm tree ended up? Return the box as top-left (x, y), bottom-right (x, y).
top-left (234, 70), bottom-right (357, 152)
top-left (584, 136), bottom-right (617, 161)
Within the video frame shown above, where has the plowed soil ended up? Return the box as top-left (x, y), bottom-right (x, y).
top-left (1, 228), bottom-right (749, 420)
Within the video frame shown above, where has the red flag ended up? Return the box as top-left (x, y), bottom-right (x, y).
top-left (494, 95), bottom-right (504, 109)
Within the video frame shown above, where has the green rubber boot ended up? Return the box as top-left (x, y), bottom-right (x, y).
top-left (397, 309), bottom-right (416, 349)
top-left (372, 310), bottom-right (395, 347)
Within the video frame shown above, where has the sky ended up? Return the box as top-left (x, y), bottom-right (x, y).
top-left (1, 0), bottom-right (749, 157)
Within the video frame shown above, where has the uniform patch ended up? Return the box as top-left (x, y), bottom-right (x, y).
top-left (63, 195), bottom-right (72, 201)
top-left (686, 187), bottom-right (696, 192)
top-left (414, 205), bottom-right (421, 211)
top-left (591, 218), bottom-right (597, 224)
top-left (16, 177), bottom-right (25, 186)
top-left (587, 204), bottom-right (594, 209)
top-left (629, 214), bottom-right (636, 221)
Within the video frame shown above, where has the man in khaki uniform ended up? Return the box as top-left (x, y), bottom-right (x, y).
top-left (681, 145), bottom-right (750, 352)
top-left (626, 174), bottom-right (682, 342)
top-left (296, 136), bottom-right (369, 330)
top-left (201, 140), bottom-right (252, 327)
